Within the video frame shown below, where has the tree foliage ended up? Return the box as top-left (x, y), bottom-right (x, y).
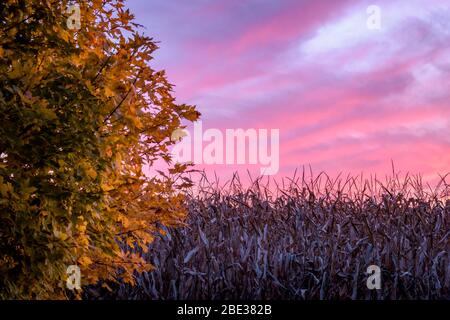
top-left (0, 0), bottom-right (200, 299)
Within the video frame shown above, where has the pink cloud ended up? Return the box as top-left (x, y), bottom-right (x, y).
top-left (128, 0), bottom-right (450, 183)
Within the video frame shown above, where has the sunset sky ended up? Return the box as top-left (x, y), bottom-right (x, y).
top-left (128, 0), bottom-right (450, 182)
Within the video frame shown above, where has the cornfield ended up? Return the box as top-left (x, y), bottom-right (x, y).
top-left (86, 171), bottom-right (450, 300)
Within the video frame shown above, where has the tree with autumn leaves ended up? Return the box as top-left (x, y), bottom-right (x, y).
top-left (0, 0), bottom-right (199, 299)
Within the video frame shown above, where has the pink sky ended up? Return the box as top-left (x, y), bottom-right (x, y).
top-left (128, 0), bottom-right (450, 183)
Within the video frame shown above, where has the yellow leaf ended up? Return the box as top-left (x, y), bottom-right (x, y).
top-left (183, 109), bottom-right (201, 121)
top-left (104, 86), bottom-right (115, 98)
top-left (86, 167), bottom-right (97, 179)
top-left (101, 183), bottom-right (114, 192)
top-left (76, 222), bottom-right (87, 233)
top-left (53, 229), bottom-right (68, 241)
top-left (79, 237), bottom-right (89, 246)
top-left (79, 256), bottom-right (93, 267)
top-left (59, 28), bottom-right (70, 42)
top-left (7, 27), bottom-right (17, 37)
top-left (105, 146), bottom-right (113, 157)
top-left (131, 116), bottom-right (143, 129)
top-left (117, 215), bottom-right (129, 228)
top-left (9, 60), bottom-right (23, 79)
